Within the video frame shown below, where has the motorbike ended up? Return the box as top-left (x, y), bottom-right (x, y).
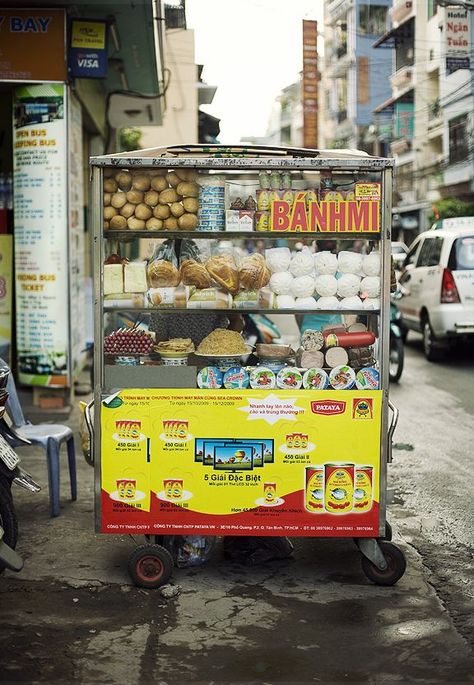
top-left (389, 298), bottom-right (405, 383)
top-left (0, 361), bottom-right (40, 573)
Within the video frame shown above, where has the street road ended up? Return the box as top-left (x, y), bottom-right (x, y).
top-left (388, 333), bottom-right (474, 648)
top-left (0, 345), bottom-right (473, 684)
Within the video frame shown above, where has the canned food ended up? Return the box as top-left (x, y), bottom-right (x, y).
top-left (223, 366), bottom-right (249, 389)
top-left (249, 367), bottom-right (276, 389)
top-left (324, 463), bottom-right (354, 514)
top-left (303, 368), bottom-right (329, 389)
top-left (277, 367), bottom-right (303, 389)
top-left (354, 465), bottom-right (373, 512)
top-left (263, 482), bottom-right (277, 504)
top-left (355, 367), bottom-right (380, 390)
top-left (197, 367), bottom-right (223, 389)
top-left (329, 365), bottom-right (356, 390)
top-left (305, 466), bottom-right (324, 512)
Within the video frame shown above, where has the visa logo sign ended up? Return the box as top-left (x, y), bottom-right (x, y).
top-left (78, 57), bottom-right (99, 68)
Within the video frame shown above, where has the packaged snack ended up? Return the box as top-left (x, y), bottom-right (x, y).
top-left (147, 240), bottom-right (180, 287)
top-left (315, 295), bottom-right (340, 309)
top-left (223, 367), bottom-right (249, 389)
top-left (206, 254), bottom-right (239, 294)
top-left (124, 262), bottom-right (148, 293)
top-left (337, 251), bottom-right (363, 274)
top-left (265, 247), bottom-right (291, 273)
top-left (289, 249), bottom-right (314, 277)
top-left (315, 275), bottom-right (338, 297)
top-left (356, 367), bottom-right (380, 390)
top-left (146, 287), bottom-right (187, 308)
top-left (295, 297), bottom-right (317, 309)
top-left (339, 296), bottom-right (363, 309)
top-left (314, 251), bottom-right (338, 275)
top-left (276, 367), bottom-right (303, 389)
top-left (329, 365), bottom-right (356, 390)
top-left (276, 294), bottom-right (296, 309)
top-left (104, 264), bottom-right (124, 295)
top-left (250, 367), bottom-right (276, 388)
top-left (303, 368), bottom-right (329, 389)
top-left (362, 251), bottom-right (381, 277)
top-left (187, 288), bottom-right (232, 309)
top-left (255, 211), bottom-right (270, 232)
top-left (233, 289), bottom-right (275, 309)
top-left (238, 253), bottom-right (271, 290)
top-left (291, 276), bottom-right (315, 299)
top-left (197, 367), bottom-right (223, 389)
top-left (270, 271), bottom-right (293, 295)
top-left (360, 276), bottom-right (381, 298)
top-left (337, 274), bottom-right (361, 299)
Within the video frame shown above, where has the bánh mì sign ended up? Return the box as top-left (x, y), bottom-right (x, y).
top-left (270, 195), bottom-right (381, 233)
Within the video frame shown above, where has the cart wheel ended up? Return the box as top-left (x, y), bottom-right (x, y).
top-left (361, 542), bottom-right (406, 586)
top-left (379, 521), bottom-right (392, 542)
top-left (128, 544), bottom-right (173, 589)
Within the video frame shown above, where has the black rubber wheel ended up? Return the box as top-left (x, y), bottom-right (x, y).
top-left (361, 541), bottom-right (406, 586)
top-left (128, 544), bottom-right (173, 589)
top-left (389, 336), bottom-right (404, 383)
top-left (422, 316), bottom-right (443, 362)
top-left (379, 520), bottom-right (392, 542)
top-left (0, 479), bottom-right (18, 573)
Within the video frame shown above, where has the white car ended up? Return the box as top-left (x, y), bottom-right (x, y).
top-left (391, 241), bottom-right (408, 269)
top-left (397, 219), bottom-right (474, 360)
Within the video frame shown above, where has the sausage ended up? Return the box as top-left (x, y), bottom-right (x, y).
top-left (324, 331), bottom-right (376, 348)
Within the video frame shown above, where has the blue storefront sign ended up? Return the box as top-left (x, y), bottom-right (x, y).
top-left (69, 19), bottom-right (108, 79)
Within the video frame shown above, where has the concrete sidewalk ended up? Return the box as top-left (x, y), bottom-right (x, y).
top-left (0, 394), bottom-right (473, 684)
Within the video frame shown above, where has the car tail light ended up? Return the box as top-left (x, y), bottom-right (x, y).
top-left (440, 268), bottom-right (460, 304)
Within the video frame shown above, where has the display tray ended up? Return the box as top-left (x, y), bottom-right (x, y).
top-left (104, 364), bottom-right (198, 389)
top-left (104, 230), bottom-right (383, 240)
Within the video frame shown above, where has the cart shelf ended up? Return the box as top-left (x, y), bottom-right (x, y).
top-left (103, 307), bottom-right (380, 315)
top-left (103, 230), bottom-right (382, 241)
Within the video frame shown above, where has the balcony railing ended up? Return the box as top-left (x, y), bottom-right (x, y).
top-left (390, 65), bottom-right (413, 91)
top-left (390, 138), bottom-right (412, 156)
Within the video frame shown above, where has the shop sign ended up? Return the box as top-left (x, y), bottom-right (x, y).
top-left (269, 195), bottom-right (381, 233)
top-left (302, 19), bottom-right (319, 148)
top-left (445, 7), bottom-right (471, 74)
top-left (0, 9), bottom-right (66, 82)
top-left (99, 389), bottom-right (382, 537)
top-left (69, 19), bottom-right (108, 79)
top-left (394, 102), bottom-right (414, 139)
top-left (13, 84), bottom-right (69, 387)
top-left (0, 236), bottom-right (13, 366)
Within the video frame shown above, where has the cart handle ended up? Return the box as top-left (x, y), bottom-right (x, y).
top-left (387, 400), bottom-right (399, 464)
top-left (84, 399), bottom-right (94, 467)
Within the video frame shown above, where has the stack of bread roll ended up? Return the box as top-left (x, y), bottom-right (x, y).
top-left (103, 168), bottom-right (199, 231)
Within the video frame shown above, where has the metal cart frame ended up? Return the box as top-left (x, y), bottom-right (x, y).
top-left (87, 146), bottom-right (403, 587)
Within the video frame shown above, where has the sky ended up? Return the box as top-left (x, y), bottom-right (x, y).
top-left (185, 0), bottom-right (324, 143)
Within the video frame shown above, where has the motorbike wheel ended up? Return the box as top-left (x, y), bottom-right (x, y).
top-left (0, 479), bottom-right (18, 571)
top-left (389, 335), bottom-right (404, 383)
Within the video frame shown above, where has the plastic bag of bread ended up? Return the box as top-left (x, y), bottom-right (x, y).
top-left (205, 254), bottom-right (239, 295)
top-left (147, 240), bottom-right (180, 288)
top-left (179, 239), bottom-right (212, 289)
top-left (238, 253), bottom-right (271, 290)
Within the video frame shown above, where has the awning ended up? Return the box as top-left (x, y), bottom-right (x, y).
top-left (374, 88), bottom-right (414, 114)
top-left (373, 17), bottom-right (414, 49)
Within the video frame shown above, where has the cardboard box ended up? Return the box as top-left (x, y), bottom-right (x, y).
top-left (225, 210), bottom-right (254, 232)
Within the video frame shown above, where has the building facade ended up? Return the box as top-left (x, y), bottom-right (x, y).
top-left (373, 1), bottom-right (474, 240)
top-left (320, 0), bottom-right (393, 152)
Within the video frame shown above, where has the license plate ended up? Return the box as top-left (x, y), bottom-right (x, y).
top-left (0, 436), bottom-right (20, 470)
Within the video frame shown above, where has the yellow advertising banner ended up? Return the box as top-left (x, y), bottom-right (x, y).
top-left (100, 389), bottom-right (383, 537)
top-left (0, 9), bottom-right (66, 82)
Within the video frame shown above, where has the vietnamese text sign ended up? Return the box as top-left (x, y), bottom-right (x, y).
top-left (0, 236), bottom-right (13, 365)
top-left (445, 7), bottom-right (471, 74)
top-left (100, 389), bottom-right (382, 537)
top-left (302, 19), bottom-right (319, 149)
top-left (0, 9), bottom-right (66, 82)
top-left (13, 84), bottom-right (69, 387)
top-left (69, 19), bottom-right (108, 78)
top-left (269, 196), bottom-right (381, 233)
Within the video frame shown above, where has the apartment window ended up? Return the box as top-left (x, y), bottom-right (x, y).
top-left (428, 0), bottom-right (438, 20)
top-left (359, 5), bottom-right (388, 35)
top-left (449, 114), bottom-right (469, 164)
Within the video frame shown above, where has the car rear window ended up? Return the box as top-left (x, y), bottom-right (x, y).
top-left (448, 235), bottom-right (474, 270)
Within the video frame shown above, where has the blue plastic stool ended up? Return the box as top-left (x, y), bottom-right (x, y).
top-left (5, 374), bottom-right (77, 517)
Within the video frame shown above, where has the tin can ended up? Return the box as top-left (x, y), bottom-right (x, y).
top-left (163, 478), bottom-right (183, 500)
top-left (354, 465), bottom-right (373, 512)
top-left (324, 463), bottom-right (354, 514)
top-left (270, 171), bottom-right (281, 190)
top-left (116, 479), bottom-right (137, 500)
top-left (263, 482), bottom-right (277, 504)
top-left (116, 356), bottom-right (139, 366)
top-left (259, 170), bottom-right (271, 190)
top-left (249, 367), bottom-right (276, 389)
top-left (255, 211), bottom-right (270, 232)
top-left (305, 466), bottom-right (324, 512)
top-left (223, 366), bottom-right (249, 389)
top-left (256, 189), bottom-right (270, 211)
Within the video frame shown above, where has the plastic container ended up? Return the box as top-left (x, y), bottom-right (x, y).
top-left (198, 176), bottom-right (226, 231)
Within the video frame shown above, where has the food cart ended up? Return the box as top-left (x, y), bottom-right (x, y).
top-left (87, 144), bottom-right (405, 588)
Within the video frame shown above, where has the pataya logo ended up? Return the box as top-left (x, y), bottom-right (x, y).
top-left (311, 400), bottom-right (346, 415)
